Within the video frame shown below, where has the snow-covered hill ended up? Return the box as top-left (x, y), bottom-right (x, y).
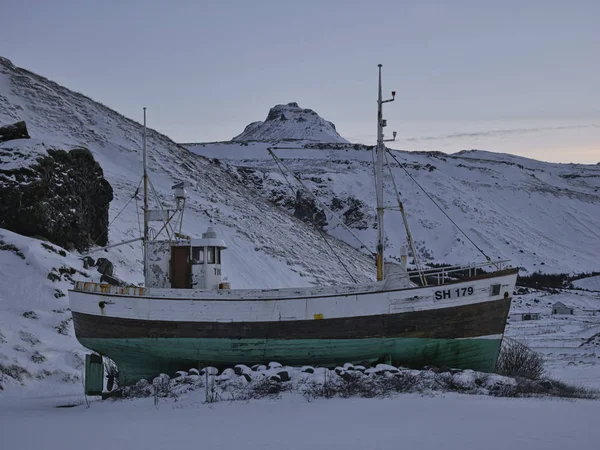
top-left (230, 102), bottom-right (348, 143)
top-left (0, 57), bottom-right (373, 390)
top-left (185, 141), bottom-right (600, 275)
top-left (0, 57), bottom-right (373, 287)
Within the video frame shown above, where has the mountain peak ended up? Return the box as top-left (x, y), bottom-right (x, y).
top-left (232, 102), bottom-right (348, 143)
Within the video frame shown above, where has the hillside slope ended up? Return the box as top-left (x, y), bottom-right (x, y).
top-left (184, 141), bottom-right (600, 274)
top-left (0, 57), bottom-right (374, 390)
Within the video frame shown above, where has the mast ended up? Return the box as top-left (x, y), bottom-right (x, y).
top-left (375, 64), bottom-right (396, 281)
top-left (143, 107), bottom-right (149, 281)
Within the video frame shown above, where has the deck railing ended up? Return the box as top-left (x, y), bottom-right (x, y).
top-left (73, 281), bottom-right (146, 296)
top-left (408, 260), bottom-right (511, 286)
top-left (73, 260), bottom-right (512, 295)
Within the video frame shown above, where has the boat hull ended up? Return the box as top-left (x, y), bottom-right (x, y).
top-left (78, 335), bottom-right (503, 385)
top-left (70, 269), bottom-right (517, 385)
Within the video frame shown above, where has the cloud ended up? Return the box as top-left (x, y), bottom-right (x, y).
top-left (406, 124), bottom-right (600, 142)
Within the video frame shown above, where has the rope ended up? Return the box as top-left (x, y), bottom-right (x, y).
top-left (386, 150), bottom-right (497, 267)
top-left (271, 155), bottom-right (358, 283)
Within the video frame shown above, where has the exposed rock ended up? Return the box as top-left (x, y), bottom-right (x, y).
top-left (0, 121), bottom-right (30, 142)
top-left (97, 257), bottom-right (124, 286)
top-left (96, 257), bottom-right (114, 277)
top-left (277, 370), bottom-right (290, 382)
top-left (342, 197), bottom-right (368, 230)
top-left (241, 373), bottom-right (252, 382)
top-left (234, 364), bottom-right (251, 376)
top-left (82, 256), bottom-right (95, 269)
top-left (0, 147), bottom-right (113, 252)
top-left (294, 190), bottom-right (327, 230)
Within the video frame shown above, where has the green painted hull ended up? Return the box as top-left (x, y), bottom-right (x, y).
top-left (80, 336), bottom-right (502, 385)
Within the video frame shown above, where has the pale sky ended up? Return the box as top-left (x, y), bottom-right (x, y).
top-left (1, 0), bottom-right (599, 163)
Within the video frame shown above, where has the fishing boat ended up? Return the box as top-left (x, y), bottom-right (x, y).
top-left (69, 65), bottom-right (518, 387)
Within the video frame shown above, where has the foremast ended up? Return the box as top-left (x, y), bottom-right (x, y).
top-left (142, 107), bottom-right (149, 281)
top-left (375, 64), bottom-right (396, 281)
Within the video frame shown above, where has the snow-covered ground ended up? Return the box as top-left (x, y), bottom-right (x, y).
top-left (1, 389), bottom-right (598, 450)
top-left (574, 275), bottom-right (600, 291)
top-left (507, 287), bottom-right (600, 388)
top-left (0, 229), bottom-right (100, 390)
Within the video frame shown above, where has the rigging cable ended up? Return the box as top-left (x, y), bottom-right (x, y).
top-left (383, 150), bottom-right (427, 285)
top-left (270, 153), bottom-right (358, 284)
top-left (386, 149), bottom-right (498, 268)
top-left (134, 183), bottom-right (143, 259)
top-left (89, 176), bottom-right (144, 249)
top-left (269, 149), bottom-right (374, 257)
top-left (73, 177), bottom-right (144, 286)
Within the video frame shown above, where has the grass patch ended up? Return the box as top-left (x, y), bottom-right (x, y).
top-left (41, 242), bottom-right (67, 257)
top-left (0, 363), bottom-right (31, 382)
top-left (19, 330), bottom-right (41, 346)
top-left (0, 239), bottom-right (25, 260)
top-left (31, 351), bottom-right (46, 364)
top-left (55, 317), bottom-right (73, 336)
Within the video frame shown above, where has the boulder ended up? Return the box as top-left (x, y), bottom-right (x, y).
top-left (82, 256), bottom-right (95, 269)
top-left (0, 121), bottom-right (30, 142)
top-left (234, 364), bottom-right (251, 376)
top-left (241, 373), bottom-right (252, 383)
top-left (96, 258), bottom-right (114, 277)
top-left (277, 370), bottom-right (290, 382)
top-left (0, 147), bottom-right (113, 252)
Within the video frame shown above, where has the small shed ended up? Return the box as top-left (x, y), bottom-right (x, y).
top-left (552, 301), bottom-right (574, 315)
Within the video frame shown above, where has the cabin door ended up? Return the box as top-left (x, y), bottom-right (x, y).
top-left (170, 246), bottom-right (191, 289)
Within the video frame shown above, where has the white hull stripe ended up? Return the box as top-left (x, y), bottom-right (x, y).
top-left (458, 334), bottom-right (503, 340)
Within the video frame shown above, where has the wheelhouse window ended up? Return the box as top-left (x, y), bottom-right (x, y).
top-left (207, 247), bottom-right (216, 264)
top-left (216, 248), bottom-right (221, 264)
top-left (191, 247), bottom-right (204, 265)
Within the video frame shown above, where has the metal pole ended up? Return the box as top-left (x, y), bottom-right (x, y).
top-left (375, 64), bottom-right (396, 281)
top-left (143, 107), bottom-right (149, 282)
top-left (375, 64), bottom-right (385, 281)
top-left (80, 237), bottom-right (144, 256)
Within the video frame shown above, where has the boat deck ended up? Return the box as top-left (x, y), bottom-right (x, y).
top-left (72, 260), bottom-right (512, 300)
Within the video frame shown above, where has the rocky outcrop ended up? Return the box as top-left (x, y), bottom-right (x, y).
top-left (294, 190), bottom-right (327, 230)
top-left (0, 147), bottom-right (113, 251)
top-left (0, 121), bottom-right (30, 142)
